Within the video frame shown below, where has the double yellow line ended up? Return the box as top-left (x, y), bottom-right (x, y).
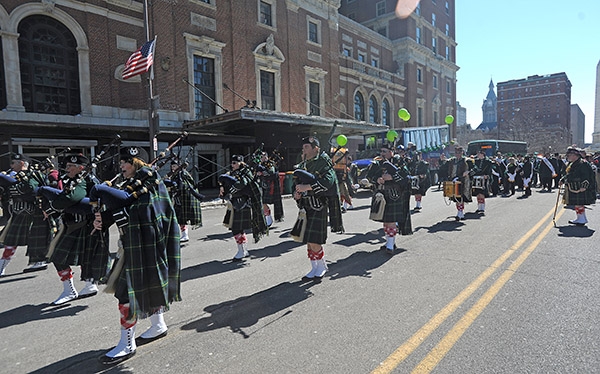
top-left (372, 206), bottom-right (565, 374)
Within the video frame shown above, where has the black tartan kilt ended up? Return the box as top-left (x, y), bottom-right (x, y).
top-left (26, 211), bottom-right (53, 262)
top-left (80, 228), bottom-right (111, 282)
top-left (302, 207), bottom-right (328, 244)
top-left (379, 191), bottom-right (410, 223)
top-left (228, 206), bottom-right (252, 234)
top-left (49, 222), bottom-right (88, 267)
top-left (1, 211), bottom-right (33, 246)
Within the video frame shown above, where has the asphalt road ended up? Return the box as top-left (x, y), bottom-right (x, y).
top-left (1, 186), bottom-right (599, 374)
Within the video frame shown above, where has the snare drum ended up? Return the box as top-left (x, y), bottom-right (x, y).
top-left (443, 181), bottom-right (461, 198)
top-left (409, 175), bottom-right (420, 190)
top-left (472, 176), bottom-right (485, 190)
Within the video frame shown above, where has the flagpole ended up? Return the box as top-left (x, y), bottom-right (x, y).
top-left (144, 0), bottom-right (157, 160)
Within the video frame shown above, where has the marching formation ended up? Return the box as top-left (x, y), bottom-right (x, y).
top-left (0, 133), bottom-right (598, 366)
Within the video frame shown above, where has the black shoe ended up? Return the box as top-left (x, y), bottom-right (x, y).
top-left (455, 216), bottom-right (460, 221)
top-left (77, 291), bottom-right (98, 299)
top-left (136, 331), bottom-right (168, 346)
top-left (98, 350), bottom-right (136, 365)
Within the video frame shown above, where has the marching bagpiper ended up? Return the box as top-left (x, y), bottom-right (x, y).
top-left (256, 151), bottom-right (284, 225)
top-left (562, 147), bottom-right (597, 225)
top-left (408, 151), bottom-right (431, 211)
top-left (363, 141), bottom-right (412, 253)
top-left (165, 160), bottom-right (203, 243)
top-left (37, 154), bottom-right (110, 305)
top-left (0, 154), bottom-right (51, 276)
top-left (91, 146), bottom-right (181, 364)
top-left (291, 136), bottom-right (344, 279)
top-left (219, 154), bottom-right (268, 262)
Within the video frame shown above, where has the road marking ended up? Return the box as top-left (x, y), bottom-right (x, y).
top-left (371, 207), bottom-right (561, 374)
top-left (411, 208), bottom-right (565, 373)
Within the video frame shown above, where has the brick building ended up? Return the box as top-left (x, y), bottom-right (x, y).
top-left (497, 73), bottom-right (572, 152)
top-left (0, 0), bottom-right (456, 187)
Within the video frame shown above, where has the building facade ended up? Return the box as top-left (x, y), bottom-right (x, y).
top-left (476, 79), bottom-right (497, 132)
top-left (497, 73), bottom-right (572, 152)
top-left (0, 0), bottom-right (456, 184)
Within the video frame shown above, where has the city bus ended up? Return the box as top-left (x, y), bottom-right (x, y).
top-left (467, 139), bottom-right (528, 157)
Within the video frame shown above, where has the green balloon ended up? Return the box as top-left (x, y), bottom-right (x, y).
top-left (398, 108), bottom-right (410, 121)
top-left (445, 115), bottom-right (454, 124)
top-left (336, 134), bottom-right (348, 147)
top-left (386, 130), bottom-right (398, 142)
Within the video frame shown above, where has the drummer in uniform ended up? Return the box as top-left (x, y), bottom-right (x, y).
top-left (471, 149), bottom-right (492, 214)
top-left (363, 141), bottom-right (412, 253)
top-left (562, 147), bottom-right (597, 225)
top-left (445, 146), bottom-right (472, 221)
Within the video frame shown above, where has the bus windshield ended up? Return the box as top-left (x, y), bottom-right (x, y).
top-left (467, 140), bottom-right (528, 157)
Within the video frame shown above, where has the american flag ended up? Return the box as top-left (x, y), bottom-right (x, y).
top-left (122, 39), bottom-right (156, 80)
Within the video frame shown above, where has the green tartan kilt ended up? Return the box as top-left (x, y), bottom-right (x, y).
top-left (229, 206), bottom-right (252, 234)
top-left (26, 211), bottom-right (53, 262)
top-left (375, 190), bottom-right (413, 236)
top-left (49, 221), bottom-right (88, 266)
top-left (1, 211), bottom-right (33, 246)
top-left (175, 191), bottom-right (203, 226)
top-left (564, 188), bottom-right (596, 206)
top-left (302, 207), bottom-right (328, 244)
top-left (80, 227), bottom-right (111, 282)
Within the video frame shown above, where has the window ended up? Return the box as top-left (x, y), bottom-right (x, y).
top-left (0, 36), bottom-right (5, 110)
top-left (371, 58), bottom-right (378, 68)
top-left (432, 13), bottom-right (436, 27)
top-left (309, 81), bottom-right (320, 115)
top-left (358, 53), bottom-right (366, 63)
top-left (260, 70), bottom-right (275, 110)
top-left (382, 99), bottom-right (390, 126)
top-left (433, 75), bottom-right (438, 89)
top-left (307, 18), bottom-right (321, 44)
top-left (417, 68), bottom-right (422, 83)
top-left (259, 1), bottom-right (273, 27)
top-left (446, 80), bottom-right (451, 94)
top-left (354, 92), bottom-right (364, 121)
top-left (376, 1), bottom-right (386, 16)
top-left (432, 37), bottom-right (437, 54)
top-left (434, 111), bottom-right (438, 126)
top-left (445, 24), bottom-right (449, 36)
top-left (445, 1), bottom-right (449, 14)
top-left (445, 45), bottom-right (450, 60)
top-left (342, 47), bottom-right (352, 57)
top-left (193, 56), bottom-right (216, 119)
top-left (415, 3), bottom-right (421, 15)
top-left (18, 15), bottom-right (81, 115)
top-left (377, 27), bottom-right (387, 37)
top-left (417, 107), bottom-right (423, 126)
top-left (416, 27), bottom-right (421, 44)
top-left (369, 96), bottom-right (379, 123)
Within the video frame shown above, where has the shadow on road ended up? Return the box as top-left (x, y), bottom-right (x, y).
top-left (29, 349), bottom-right (130, 374)
top-left (557, 225), bottom-right (595, 238)
top-left (0, 303), bottom-right (88, 330)
top-left (327, 249), bottom-right (397, 280)
top-left (180, 280), bottom-right (318, 338)
top-left (414, 219), bottom-right (465, 233)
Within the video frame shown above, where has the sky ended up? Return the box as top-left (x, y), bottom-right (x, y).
top-left (454, 0), bottom-right (600, 143)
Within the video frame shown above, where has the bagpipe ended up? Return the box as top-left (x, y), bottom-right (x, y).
top-left (165, 159), bottom-right (206, 202)
top-left (151, 131), bottom-right (189, 168)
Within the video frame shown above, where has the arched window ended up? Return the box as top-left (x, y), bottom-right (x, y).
top-left (18, 15), bottom-right (80, 114)
top-left (354, 91), bottom-right (364, 121)
top-left (369, 96), bottom-right (379, 123)
top-left (382, 99), bottom-right (390, 126)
